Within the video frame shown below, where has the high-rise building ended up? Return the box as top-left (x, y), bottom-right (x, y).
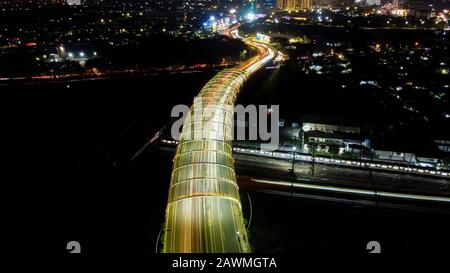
top-left (277, 0), bottom-right (312, 10)
top-left (314, 0), bottom-right (336, 7)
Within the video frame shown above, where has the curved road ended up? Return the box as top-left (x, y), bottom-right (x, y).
top-left (161, 26), bottom-right (276, 253)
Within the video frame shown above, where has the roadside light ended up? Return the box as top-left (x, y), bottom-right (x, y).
top-left (210, 15), bottom-right (215, 21)
top-left (375, 43), bottom-right (381, 51)
top-left (79, 52), bottom-right (85, 57)
top-left (93, 52), bottom-right (97, 56)
top-left (68, 52), bottom-right (74, 58)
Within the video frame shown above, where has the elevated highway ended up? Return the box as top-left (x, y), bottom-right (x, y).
top-left (161, 27), bottom-right (276, 253)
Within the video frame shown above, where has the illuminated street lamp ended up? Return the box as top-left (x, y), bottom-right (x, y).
top-left (291, 146), bottom-right (297, 174)
top-left (59, 46), bottom-right (65, 56)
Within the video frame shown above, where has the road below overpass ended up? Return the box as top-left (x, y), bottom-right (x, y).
top-left (234, 153), bottom-right (450, 198)
top-left (161, 26), bottom-right (276, 253)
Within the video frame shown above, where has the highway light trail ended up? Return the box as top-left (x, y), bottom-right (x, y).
top-left (251, 179), bottom-right (450, 203)
top-left (161, 26), bottom-right (276, 253)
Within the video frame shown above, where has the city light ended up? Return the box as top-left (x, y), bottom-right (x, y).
top-left (246, 12), bottom-right (255, 21)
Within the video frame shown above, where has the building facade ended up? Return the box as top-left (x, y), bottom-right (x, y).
top-left (302, 122), bottom-right (361, 134)
top-left (277, 0), bottom-right (312, 10)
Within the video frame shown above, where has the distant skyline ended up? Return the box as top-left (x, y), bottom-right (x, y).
top-left (0, 0), bottom-right (449, 9)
